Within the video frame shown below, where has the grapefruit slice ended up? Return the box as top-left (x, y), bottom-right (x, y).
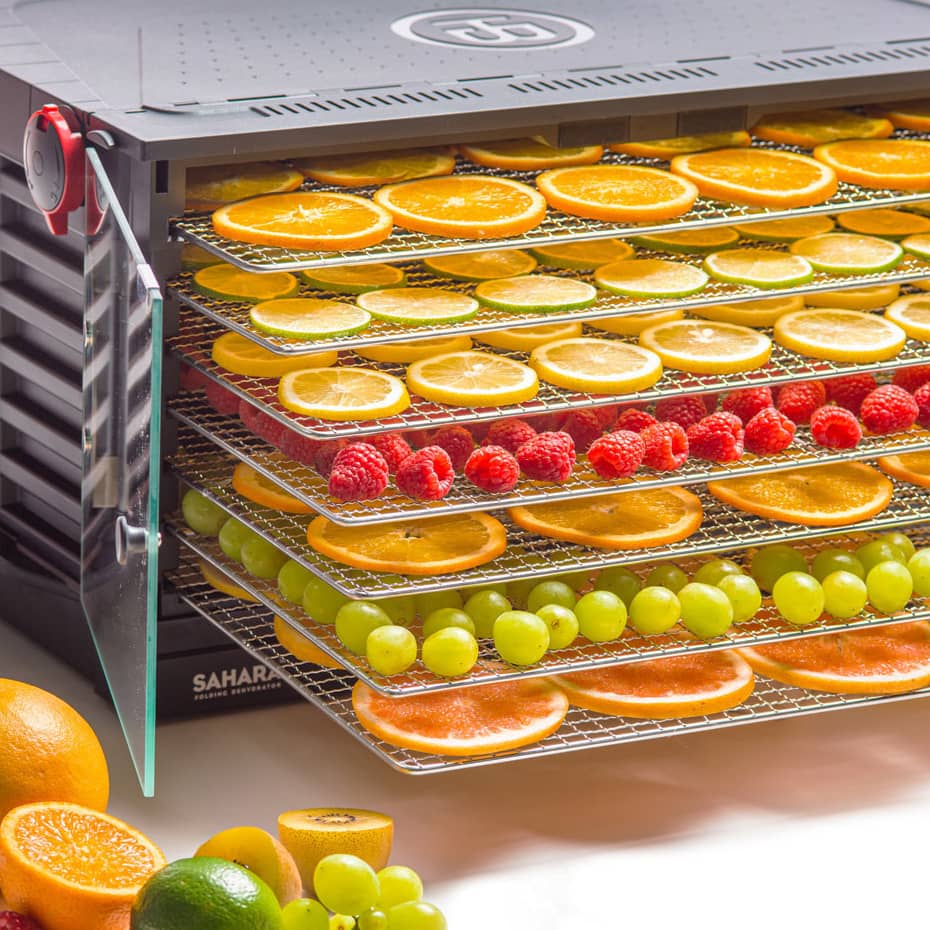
top-left (552, 650), bottom-right (754, 718)
top-left (356, 334), bottom-right (473, 363)
top-left (750, 109), bottom-right (894, 147)
top-left (352, 677), bottom-right (569, 756)
top-left (814, 139), bottom-right (930, 191)
top-left (232, 462), bottom-right (313, 515)
top-left (804, 283), bottom-right (901, 311)
top-left (199, 560), bottom-right (259, 603)
top-left (530, 238), bottom-right (634, 270)
top-left (423, 249), bottom-right (537, 280)
top-left (193, 264), bottom-right (299, 303)
top-left (458, 138), bottom-right (604, 170)
top-left (877, 450), bottom-right (930, 488)
top-left (608, 131), bottom-right (751, 159)
top-left (870, 99), bottom-right (930, 132)
top-left (474, 321), bottom-right (583, 351)
top-left (837, 208), bottom-right (930, 239)
top-left (274, 616), bottom-right (344, 669)
top-left (773, 307), bottom-right (906, 362)
top-left (211, 332), bottom-right (338, 377)
top-left (690, 294), bottom-right (804, 327)
top-left (294, 148), bottom-right (455, 186)
top-left (186, 162), bottom-right (304, 210)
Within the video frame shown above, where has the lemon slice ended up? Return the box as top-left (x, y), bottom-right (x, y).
top-left (423, 250), bottom-right (537, 281)
top-left (181, 243), bottom-right (220, 270)
top-left (250, 298), bottom-right (371, 339)
top-left (837, 208), bottom-right (930, 239)
top-left (789, 233), bottom-right (903, 275)
top-left (804, 283), bottom-right (901, 310)
top-left (702, 249), bottom-right (814, 289)
top-left (690, 295), bottom-right (804, 327)
top-left (406, 351), bottom-right (539, 406)
top-left (594, 259), bottom-right (709, 298)
top-left (773, 308), bottom-right (907, 362)
top-left (211, 332), bottom-right (337, 377)
top-left (529, 338), bottom-right (663, 393)
top-left (590, 310), bottom-right (684, 336)
top-left (631, 227), bottom-right (740, 254)
top-left (474, 321), bottom-right (583, 351)
top-left (473, 275), bottom-right (597, 313)
top-left (300, 264), bottom-right (406, 294)
top-left (356, 334), bottom-right (473, 363)
top-left (902, 233), bottom-right (930, 261)
top-left (639, 320), bottom-right (772, 374)
top-left (278, 368), bottom-right (410, 420)
top-left (356, 288), bottom-right (479, 325)
top-left (193, 264), bottom-right (300, 303)
top-left (885, 293), bottom-right (930, 341)
top-left (732, 215), bottom-right (836, 242)
top-left (530, 239), bottom-right (634, 270)
top-left (186, 162), bottom-right (305, 210)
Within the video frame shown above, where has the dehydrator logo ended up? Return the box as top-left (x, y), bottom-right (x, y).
top-left (391, 9), bottom-right (594, 49)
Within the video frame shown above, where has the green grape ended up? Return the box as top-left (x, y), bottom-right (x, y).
top-left (374, 595), bottom-right (416, 627)
top-left (241, 535), bottom-right (288, 579)
top-left (678, 583), bottom-right (734, 638)
top-left (856, 539), bottom-right (906, 574)
top-left (422, 627), bottom-right (479, 677)
top-left (716, 574), bottom-right (761, 624)
top-left (644, 563), bottom-right (688, 593)
top-left (218, 518), bottom-right (259, 562)
top-left (526, 580), bottom-right (577, 613)
top-left (878, 531), bottom-right (916, 562)
top-left (302, 577), bottom-right (350, 625)
top-left (772, 571), bottom-right (825, 626)
top-left (422, 607), bottom-right (475, 638)
top-left (908, 548), bottom-right (930, 597)
top-left (821, 570), bottom-right (868, 620)
top-left (376, 865), bottom-right (423, 910)
top-left (751, 544), bottom-right (808, 593)
top-left (493, 610), bottom-right (550, 665)
top-left (366, 626), bottom-right (417, 676)
top-left (692, 559), bottom-right (743, 586)
top-left (811, 548), bottom-right (865, 582)
top-left (330, 917), bottom-right (356, 930)
top-left (182, 489), bottom-right (227, 536)
top-left (413, 590), bottom-right (462, 618)
top-left (505, 577), bottom-right (537, 609)
top-left (866, 560), bottom-right (914, 614)
top-left (594, 566), bottom-right (642, 607)
top-left (314, 854), bottom-right (380, 918)
top-left (387, 901), bottom-right (447, 930)
top-left (463, 589), bottom-right (512, 638)
top-left (575, 590), bottom-right (627, 642)
top-left (358, 910), bottom-right (389, 930)
top-left (278, 560), bottom-right (314, 604)
top-left (628, 586), bottom-right (680, 635)
top-left (283, 898), bottom-right (330, 930)
top-left (535, 604), bottom-right (579, 650)
top-left (556, 569), bottom-right (591, 591)
top-left (335, 602), bottom-right (393, 655)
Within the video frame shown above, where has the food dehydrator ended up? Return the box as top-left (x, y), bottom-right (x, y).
top-left (3, 0), bottom-right (930, 795)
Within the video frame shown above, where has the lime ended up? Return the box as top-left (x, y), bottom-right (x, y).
top-left (902, 232), bottom-right (930, 261)
top-left (182, 243), bottom-right (220, 270)
top-left (301, 264), bottom-right (406, 294)
top-left (250, 298), bottom-right (371, 339)
top-left (423, 249), bottom-right (537, 280)
top-left (594, 258), bottom-right (709, 298)
top-left (194, 264), bottom-right (300, 303)
top-left (530, 238), bottom-right (634, 270)
top-left (473, 274), bottom-right (597, 313)
top-left (703, 249), bottom-right (814, 289)
top-left (631, 226), bottom-right (740, 254)
top-left (732, 215), bottom-right (835, 242)
top-left (789, 233), bottom-right (904, 274)
top-left (356, 287), bottom-right (479, 325)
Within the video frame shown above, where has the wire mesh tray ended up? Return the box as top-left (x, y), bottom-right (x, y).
top-left (168, 550), bottom-right (930, 775)
top-left (170, 308), bottom-right (930, 441)
top-left (170, 393), bottom-right (930, 526)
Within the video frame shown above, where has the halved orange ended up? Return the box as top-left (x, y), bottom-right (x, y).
top-left (458, 138), bottom-right (604, 170)
top-left (274, 616), bottom-right (344, 669)
top-left (213, 192), bottom-right (393, 250)
top-left (814, 140), bottom-right (930, 191)
top-left (706, 462), bottom-right (893, 526)
top-left (870, 99), bottom-right (930, 132)
top-left (739, 622), bottom-right (930, 694)
top-left (193, 264), bottom-right (299, 303)
top-left (552, 650), bottom-right (754, 718)
top-left (307, 512), bottom-right (507, 575)
top-left (670, 148), bottom-right (838, 207)
top-left (837, 208), bottom-right (930, 239)
top-left (536, 165), bottom-right (698, 222)
top-left (508, 488), bottom-right (703, 550)
top-left (199, 559), bottom-right (259, 603)
top-left (690, 294), bottom-right (804, 327)
top-left (373, 176), bottom-right (546, 239)
top-left (211, 332), bottom-right (337, 377)
top-left (186, 162), bottom-right (304, 210)
top-left (878, 450), bottom-right (930, 488)
top-left (750, 109), bottom-right (894, 147)
top-left (294, 148), bottom-right (455, 186)
top-left (232, 462), bottom-right (313, 514)
top-left (608, 131), bottom-right (752, 159)
top-left (352, 677), bottom-right (569, 756)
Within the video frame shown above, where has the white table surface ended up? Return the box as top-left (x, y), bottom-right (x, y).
top-left (2, 618), bottom-right (928, 929)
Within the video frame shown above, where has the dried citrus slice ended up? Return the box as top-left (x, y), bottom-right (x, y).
top-left (878, 450), bottom-right (930, 487)
top-left (739, 622), bottom-right (930, 694)
top-left (213, 192), bottom-right (393, 250)
top-left (553, 650), bottom-right (754, 718)
top-left (789, 233), bottom-right (903, 274)
top-left (594, 258), bottom-right (709, 298)
top-left (690, 294), bottom-right (804, 327)
top-left (405, 351), bottom-right (538, 406)
top-left (529, 338), bottom-right (663, 393)
top-left (773, 307), bottom-right (906, 362)
top-left (250, 298), bottom-right (371, 340)
top-left (274, 616), bottom-right (344, 669)
top-left (278, 368), bottom-right (410, 420)
top-left (356, 287), bottom-right (479, 325)
top-left (352, 677), bottom-right (568, 756)
top-left (885, 292), bottom-right (930, 341)
top-left (902, 232), bottom-right (930, 261)
top-left (295, 148), bottom-right (455, 186)
top-left (671, 148), bottom-right (838, 207)
top-left (536, 165), bottom-right (698, 222)
top-left (814, 139), bottom-right (930, 190)
top-left (458, 138), bottom-right (603, 170)
top-left (631, 226), bottom-right (740, 254)
top-left (508, 488), bottom-right (703, 549)
top-left (870, 99), bottom-right (930, 132)
top-left (232, 462), bottom-right (313, 514)
top-left (751, 108), bottom-right (894, 147)
top-left (356, 334), bottom-right (473, 363)
top-left (639, 319), bottom-right (771, 374)
top-left (300, 263), bottom-right (406, 294)
top-left (186, 162), bottom-right (304, 210)
top-left (732, 215), bottom-right (836, 242)
top-left (474, 321), bottom-right (583, 351)
top-left (212, 331), bottom-right (337, 377)
top-left (473, 275), bottom-right (597, 313)
top-left (193, 264), bottom-right (299, 303)
top-left (530, 238), bottom-right (634, 270)
top-left (589, 310), bottom-right (684, 336)
top-left (703, 248), bottom-right (814, 288)
top-left (837, 208), bottom-right (930, 239)
top-left (706, 462), bottom-right (893, 526)
top-left (182, 243), bottom-right (221, 270)
top-left (307, 512), bottom-right (507, 575)
top-left (804, 283), bottom-right (901, 310)
top-left (199, 560), bottom-right (259, 603)
top-left (373, 176), bottom-right (546, 239)
top-left (608, 131), bottom-right (751, 159)
top-left (423, 249), bottom-right (537, 280)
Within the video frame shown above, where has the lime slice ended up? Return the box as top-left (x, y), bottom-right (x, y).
top-left (631, 226), bottom-right (740, 254)
top-left (300, 263), bottom-right (406, 294)
top-left (423, 250), bottom-right (537, 280)
top-left (250, 298), bottom-right (371, 339)
top-left (789, 233), bottom-right (903, 274)
top-left (193, 264), bottom-right (299, 303)
top-left (356, 287), bottom-right (479, 325)
top-left (594, 259), bottom-right (709, 298)
top-left (473, 275), bottom-right (597, 313)
top-left (902, 233), bottom-right (930, 261)
top-left (703, 249), bottom-right (814, 289)
top-left (181, 243), bottom-right (219, 270)
top-left (530, 238), bottom-right (634, 270)
top-left (732, 215), bottom-right (836, 242)
top-left (475, 321), bottom-right (583, 351)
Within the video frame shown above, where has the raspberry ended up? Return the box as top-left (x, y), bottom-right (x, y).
top-left (314, 440), bottom-right (349, 478)
top-left (405, 428), bottom-right (434, 449)
top-left (396, 446), bottom-right (455, 500)
top-left (701, 392), bottom-right (721, 412)
top-left (526, 412), bottom-right (563, 433)
top-left (640, 421), bottom-right (689, 471)
top-left (368, 432), bottom-right (412, 474)
top-left (466, 420), bottom-right (492, 443)
top-left (810, 405), bottom-right (862, 449)
top-left (776, 380), bottom-right (827, 425)
top-left (915, 381), bottom-right (930, 428)
top-left (0, 913), bottom-right (44, 930)
top-left (615, 408), bottom-right (658, 433)
top-left (179, 361), bottom-right (212, 392)
top-left (238, 399), bottom-right (285, 446)
top-left (860, 384), bottom-right (919, 434)
top-left (654, 395), bottom-right (708, 430)
top-left (558, 409), bottom-right (602, 452)
top-left (517, 431), bottom-right (576, 482)
top-left (464, 445), bottom-right (520, 493)
top-left (327, 443), bottom-right (389, 501)
top-left (721, 387), bottom-right (774, 425)
top-left (892, 365), bottom-right (930, 394)
top-left (744, 407), bottom-right (796, 455)
top-left (686, 412), bottom-right (744, 463)
top-left (205, 379), bottom-right (240, 416)
top-left (591, 404), bottom-right (620, 430)
top-left (824, 373), bottom-right (878, 416)
top-left (277, 427), bottom-right (322, 466)
top-left (483, 418), bottom-right (537, 454)
top-left (428, 425), bottom-right (475, 472)
top-left (587, 430), bottom-right (646, 479)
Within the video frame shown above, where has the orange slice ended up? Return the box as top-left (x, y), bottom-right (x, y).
top-left (870, 99), bottom-right (930, 132)
top-left (508, 488), bottom-right (703, 550)
top-left (739, 622), bottom-right (930, 694)
top-left (373, 176), bottom-right (546, 239)
top-left (356, 334), bottom-right (473, 363)
top-left (804, 283), bottom-right (901, 310)
top-left (294, 148), bottom-right (455, 186)
top-left (474, 321), bottom-right (583, 351)
top-left (199, 560), bottom-right (259, 603)
top-left (608, 131), bottom-right (752, 159)
top-left (211, 332), bottom-right (337, 377)
top-left (186, 162), bottom-right (304, 210)
top-left (274, 616), bottom-right (344, 669)
top-left (536, 165), bottom-right (698, 222)
top-left (552, 650), bottom-right (754, 718)
top-left (530, 238), bottom-right (634, 270)
top-left (278, 368), bottom-right (410, 421)
top-left (690, 294), bottom-right (804, 327)
top-left (232, 462), bottom-right (313, 514)
top-left (814, 140), bottom-right (930, 191)
top-left (877, 450), bottom-right (930, 488)
top-left (589, 309), bottom-right (684, 336)
top-left (670, 148), bottom-right (838, 207)
top-left (639, 319), bottom-right (772, 374)
top-left (750, 109), bottom-right (894, 147)
top-left (307, 512), bottom-right (507, 575)
top-left (706, 462), bottom-right (893, 527)
top-left (458, 138), bottom-right (604, 170)
top-left (212, 192), bottom-right (393, 250)
top-left (352, 677), bottom-right (569, 756)
top-left (837, 208), bottom-right (930, 239)
top-left (193, 264), bottom-right (299, 303)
